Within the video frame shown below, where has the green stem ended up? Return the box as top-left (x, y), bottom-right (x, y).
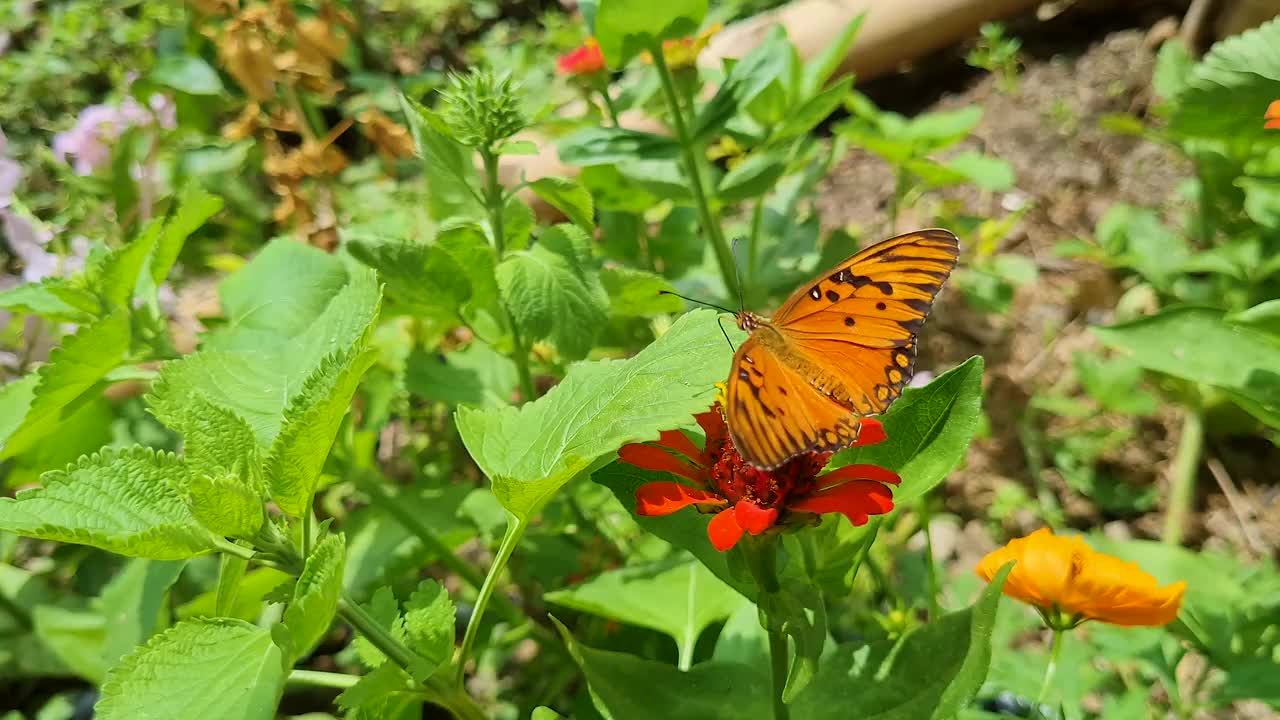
top-left (598, 83), bottom-right (621, 127)
top-left (0, 589), bottom-right (32, 630)
top-left (454, 516), bottom-right (527, 686)
top-left (650, 45), bottom-right (739, 301)
top-left (767, 629), bottom-right (792, 720)
top-left (481, 148), bottom-right (537, 402)
top-left (1163, 407), bottom-right (1204, 546)
top-left (920, 500), bottom-right (940, 621)
top-left (747, 198), bottom-right (765, 300)
top-left (1036, 628), bottom-right (1065, 714)
top-left (287, 669), bottom-right (359, 690)
top-left (741, 538), bottom-right (789, 720)
top-left (301, 503), bottom-right (313, 560)
top-left (213, 537), bottom-right (257, 562)
top-left (847, 519), bottom-right (881, 587)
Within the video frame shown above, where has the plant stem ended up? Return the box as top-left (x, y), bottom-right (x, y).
top-left (454, 516), bottom-right (527, 686)
top-left (741, 538), bottom-right (790, 720)
top-left (0, 589), bottom-right (31, 630)
top-left (597, 83), bottom-right (621, 127)
top-left (287, 669), bottom-right (358, 690)
top-left (1163, 407), bottom-right (1204, 546)
top-left (650, 45), bottom-right (740, 301)
top-left (480, 148), bottom-right (537, 402)
top-left (847, 519), bottom-right (881, 587)
top-left (213, 537), bottom-right (257, 562)
top-left (919, 500), bottom-right (941, 622)
top-left (767, 629), bottom-right (792, 720)
top-left (301, 503), bottom-right (313, 560)
top-left (1036, 628), bottom-right (1065, 714)
top-left (747, 198), bottom-right (766, 300)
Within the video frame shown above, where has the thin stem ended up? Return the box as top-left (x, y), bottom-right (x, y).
top-left (1163, 407), bottom-right (1203, 545)
top-left (454, 516), bottom-right (527, 686)
top-left (481, 148), bottom-right (537, 402)
top-left (650, 45), bottom-right (739, 301)
top-left (287, 669), bottom-right (358, 690)
top-left (301, 503), bottom-right (313, 560)
top-left (597, 84), bottom-right (621, 127)
top-left (920, 500), bottom-right (940, 621)
top-left (847, 519), bottom-right (881, 587)
top-left (767, 630), bottom-right (792, 720)
top-left (1036, 629), bottom-right (1065, 714)
top-left (212, 536), bottom-right (257, 562)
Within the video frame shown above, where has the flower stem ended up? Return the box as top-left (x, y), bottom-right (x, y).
top-left (454, 515), bottom-right (527, 686)
top-left (650, 44), bottom-right (740, 302)
top-left (741, 538), bottom-right (790, 720)
top-left (287, 669), bottom-right (358, 690)
top-left (767, 629), bottom-right (792, 720)
top-left (919, 499), bottom-right (941, 622)
top-left (480, 147), bottom-right (537, 402)
top-left (1163, 407), bottom-right (1203, 546)
top-left (597, 82), bottom-right (621, 127)
top-left (1036, 628), bottom-right (1065, 714)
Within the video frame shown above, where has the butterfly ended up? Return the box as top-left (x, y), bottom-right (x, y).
top-left (726, 229), bottom-right (959, 469)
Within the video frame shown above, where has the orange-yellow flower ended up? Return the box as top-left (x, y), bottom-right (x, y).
top-left (643, 24), bottom-right (722, 70)
top-left (976, 528), bottom-right (1186, 628)
top-left (557, 38), bottom-right (607, 76)
top-left (1266, 99), bottom-right (1280, 130)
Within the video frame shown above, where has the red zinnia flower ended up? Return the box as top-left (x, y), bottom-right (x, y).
top-left (1266, 99), bottom-right (1280, 130)
top-left (619, 403), bottom-right (900, 551)
top-left (557, 38), bottom-right (606, 76)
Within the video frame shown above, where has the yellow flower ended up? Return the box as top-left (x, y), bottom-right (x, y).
top-left (976, 528), bottom-right (1186, 628)
top-left (643, 24), bottom-right (722, 70)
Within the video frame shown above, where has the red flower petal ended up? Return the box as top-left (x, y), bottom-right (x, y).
top-left (619, 443), bottom-right (703, 482)
top-left (790, 480), bottom-right (896, 526)
top-left (818, 463), bottom-right (901, 488)
top-left (733, 500), bottom-right (779, 535)
top-left (695, 408), bottom-right (727, 445)
top-left (1267, 118), bottom-right (1280, 130)
top-left (656, 429), bottom-right (707, 466)
top-left (635, 481), bottom-right (725, 517)
top-left (851, 418), bottom-right (886, 447)
top-left (707, 507), bottom-right (745, 551)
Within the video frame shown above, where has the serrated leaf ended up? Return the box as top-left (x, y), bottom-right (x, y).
top-left (399, 94), bottom-right (481, 218)
top-left (1, 310), bottom-right (131, 458)
top-left (1171, 17), bottom-right (1280, 139)
top-left (402, 579), bottom-right (454, 677)
top-left (95, 618), bottom-right (286, 720)
top-left (336, 663), bottom-right (415, 710)
top-left (265, 345), bottom-right (378, 516)
top-left (496, 224), bottom-right (608, 361)
top-left (456, 309), bottom-right (729, 520)
top-left (99, 559), bottom-right (188, 676)
top-left (436, 224), bottom-right (504, 337)
top-left (283, 533), bottom-right (345, 659)
top-left (600, 266), bottom-right (682, 318)
top-left (529, 177), bottom-right (595, 232)
top-left (347, 236), bottom-right (471, 314)
top-left (0, 278), bottom-right (99, 323)
top-left (504, 195), bottom-right (536, 252)
top-left (352, 586), bottom-right (407, 669)
top-left (89, 219), bottom-right (161, 309)
top-left (545, 556), bottom-right (746, 667)
top-left (168, 393), bottom-right (263, 489)
top-left (0, 447), bottom-right (218, 559)
top-left (149, 186), bottom-right (223, 285)
top-left (187, 473), bottom-right (263, 539)
top-left (827, 356), bottom-right (984, 505)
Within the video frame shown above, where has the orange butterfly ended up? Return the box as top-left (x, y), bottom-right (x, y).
top-left (726, 229), bottom-right (959, 469)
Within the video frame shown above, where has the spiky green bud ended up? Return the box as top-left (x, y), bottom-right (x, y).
top-left (439, 68), bottom-right (527, 149)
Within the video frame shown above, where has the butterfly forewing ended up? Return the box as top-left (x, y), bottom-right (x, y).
top-left (725, 229), bottom-right (959, 469)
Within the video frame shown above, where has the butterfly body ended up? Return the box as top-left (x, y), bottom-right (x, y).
top-left (726, 229), bottom-right (960, 470)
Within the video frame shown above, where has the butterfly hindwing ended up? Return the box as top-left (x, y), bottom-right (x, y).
top-left (725, 229), bottom-right (959, 469)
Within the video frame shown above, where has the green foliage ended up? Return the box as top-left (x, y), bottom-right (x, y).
top-left (94, 618), bottom-right (287, 720)
top-left (284, 533), bottom-right (346, 660)
top-left (1170, 17), bottom-right (1280, 140)
top-left (439, 68), bottom-right (529, 149)
top-left (593, 0), bottom-right (708, 67)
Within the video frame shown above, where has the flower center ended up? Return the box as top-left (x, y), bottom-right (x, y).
top-left (706, 432), bottom-right (828, 509)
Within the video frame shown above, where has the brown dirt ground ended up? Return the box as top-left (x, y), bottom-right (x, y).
top-left (814, 5), bottom-right (1280, 559)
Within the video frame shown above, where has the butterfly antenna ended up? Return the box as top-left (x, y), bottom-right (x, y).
top-left (716, 315), bottom-right (737, 353)
top-left (658, 290), bottom-right (737, 316)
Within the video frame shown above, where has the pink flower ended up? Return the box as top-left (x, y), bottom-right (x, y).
top-left (53, 94), bottom-right (176, 176)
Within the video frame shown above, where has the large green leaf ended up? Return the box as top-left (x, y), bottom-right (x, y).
top-left (95, 618), bottom-right (286, 720)
top-left (546, 556), bottom-right (748, 668)
top-left (283, 533), bottom-right (345, 660)
top-left (405, 341), bottom-right (517, 407)
top-left (593, 0), bottom-right (707, 68)
top-left (496, 224), bottom-right (608, 361)
top-left (1170, 17), bottom-right (1280, 140)
top-left (456, 309), bottom-right (729, 520)
top-left (346, 235), bottom-right (471, 316)
top-left (555, 617), bottom-right (770, 720)
top-left (0, 447), bottom-right (218, 560)
top-left (529, 177), bottom-right (596, 233)
top-left (827, 356), bottom-right (985, 505)
top-left (790, 563), bottom-right (1010, 719)
top-left (401, 579), bottom-right (455, 677)
top-left (0, 310), bottom-right (131, 458)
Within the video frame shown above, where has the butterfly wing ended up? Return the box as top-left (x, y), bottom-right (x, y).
top-left (725, 229), bottom-right (959, 469)
top-left (725, 335), bottom-right (868, 469)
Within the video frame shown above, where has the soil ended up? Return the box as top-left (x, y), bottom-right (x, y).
top-left (814, 2), bottom-right (1280, 561)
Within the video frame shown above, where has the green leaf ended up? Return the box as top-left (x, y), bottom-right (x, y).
top-left (594, 0), bottom-right (707, 68)
top-left (801, 14), bottom-right (864, 95)
top-left (789, 562), bottom-right (1010, 719)
top-left (457, 308), bottom-right (729, 520)
top-left (149, 187), bottom-right (224, 285)
top-left (558, 128), bottom-right (682, 166)
top-left (554, 617), bottom-right (770, 720)
top-left (187, 473), bottom-right (263, 539)
top-left (265, 344), bottom-right (378, 516)
top-left (694, 28), bottom-right (794, 140)
top-left (760, 583), bottom-right (825, 702)
top-left (1, 310), bottom-right (131, 458)
top-left (1094, 307), bottom-right (1280, 392)
top-left (1229, 299), bottom-right (1280, 335)
top-left (405, 341), bottom-right (517, 408)
top-left (497, 140), bottom-right (539, 156)
top-left (90, 222), bottom-right (162, 310)
top-left (99, 559), bottom-right (188, 676)
top-left (0, 278), bottom-right (99, 323)
top-left (903, 106), bottom-right (984, 147)
top-left (776, 76), bottom-right (854, 141)
top-left (95, 618), bottom-right (286, 720)
top-left (347, 235), bottom-right (472, 314)
top-left (162, 393), bottom-right (263, 491)
top-left (336, 663), bottom-right (415, 711)
top-left (284, 533), bottom-right (345, 660)
top-left (496, 224), bottom-right (608, 361)
top-left (351, 587), bottom-right (406, 669)
top-left (828, 356), bottom-right (985, 505)
top-left (529, 176), bottom-right (596, 232)
top-left (0, 447), bottom-right (218, 559)
top-left (398, 94), bottom-right (481, 214)
top-left (1170, 17), bottom-right (1280, 139)
top-left (1073, 352), bottom-right (1158, 415)
top-left (1153, 38), bottom-right (1194, 101)
top-left (402, 579), bottom-right (455, 677)
top-left (503, 195), bottom-right (536, 252)
top-left (717, 151), bottom-right (788, 204)
top-left (216, 555), bottom-right (250, 616)
top-left (545, 556), bottom-right (747, 666)
top-left (600, 267), bottom-right (682, 317)
top-left (149, 55), bottom-right (224, 95)
top-left (436, 224), bottom-right (504, 336)
top-left (944, 152), bottom-right (1015, 191)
